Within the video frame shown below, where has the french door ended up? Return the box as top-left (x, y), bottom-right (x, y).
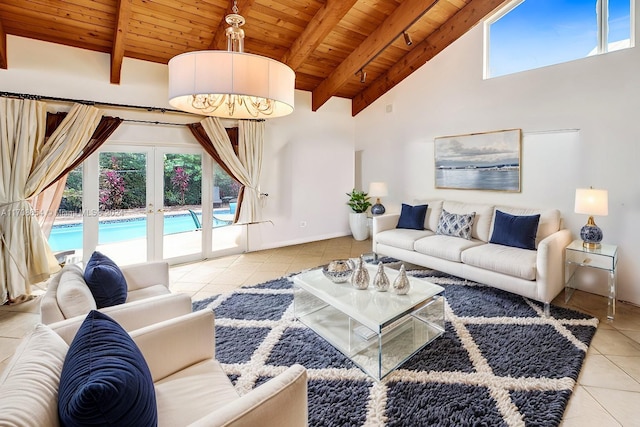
top-left (85, 145), bottom-right (208, 265)
top-left (55, 142), bottom-right (244, 266)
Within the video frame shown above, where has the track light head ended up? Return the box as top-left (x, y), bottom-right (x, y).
top-left (403, 31), bottom-right (413, 46)
top-left (360, 70), bottom-right (367, 83)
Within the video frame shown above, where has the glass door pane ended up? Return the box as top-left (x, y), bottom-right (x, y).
top-left (96, 152), bottom-right (148, 265)
top-left (161, 152), bottom-right (203, 260)
top-left (210, 163), bottom-right (242, 255)
top-left (48, 164), bottom-right (83, 260)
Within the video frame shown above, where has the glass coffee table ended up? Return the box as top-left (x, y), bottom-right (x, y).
top-left (293, 264), bottom-right (445, 380)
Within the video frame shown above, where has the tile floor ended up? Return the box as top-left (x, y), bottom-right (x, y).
top-left (1, 236), bottom-right (639, 426)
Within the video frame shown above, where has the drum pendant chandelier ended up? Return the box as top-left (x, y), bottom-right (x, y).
top-left (168, 1), bottom-right (295, 119)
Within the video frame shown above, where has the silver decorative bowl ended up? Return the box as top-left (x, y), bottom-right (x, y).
top-left (322, 259), bottom-right (354, 283)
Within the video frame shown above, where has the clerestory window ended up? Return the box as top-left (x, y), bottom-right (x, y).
top-left (484, 0), bottom-right (634, 78)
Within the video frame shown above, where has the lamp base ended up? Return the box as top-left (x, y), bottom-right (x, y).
top-left (580, 217), bottom-right (603, 250)
top-left (371, 203), bottom-right (386, 216)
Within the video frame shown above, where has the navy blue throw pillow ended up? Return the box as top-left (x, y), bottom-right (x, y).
top-left (83, 251), bottom-right (127, 309)
top-left (396, 204), bottom-right (428, 230)
top-left (58, 310), bottom-right (157, 427)
top-left (490, 210), bottom-right (540, 250)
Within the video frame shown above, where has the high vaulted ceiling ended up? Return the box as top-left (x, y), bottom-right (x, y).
top-left (0, 0), bottom-right (508, 116)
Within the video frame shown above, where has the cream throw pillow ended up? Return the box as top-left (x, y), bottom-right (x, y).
top-left (56, 264), bottom-right (97, 319)
top-left (0, 324), bottom-right (68, 426)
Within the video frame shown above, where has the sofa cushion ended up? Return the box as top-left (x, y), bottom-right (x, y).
top-left (396, 203), bottom-right (428, 230)
top-left (83, 251), bottom-right (128, 309)
top-left (443, 201), bottom-right (494, 241)
top-left (436, 209), bottom-right (475, 240)
top-left (56, 264), bottom-right (97, 319)
top-left (461, 243), bottom-right (537, 281)
top-left (490, 210), bottom-right (540, 250)
top-left (155, 359), bottom-right (238, 425)
top-left (58, 310), bottom-right (157, 426)
top-left (375, 229), bottom-right (434, 251)
top-left (494, 206), bottom-right (561, 246)
top-left (0, 324), bottom-right (68, 427)
top-left (413, 199), bottom-right (443, 231)
top-left (414, 235), bottom-right (484, 263)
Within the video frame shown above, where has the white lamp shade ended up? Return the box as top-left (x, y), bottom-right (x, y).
top-left (368, 182), bottom-right (388, 197)
top-left (168, 50), bottom-right (295, 119)
top-left (574, 188), bottom-right (608, 216)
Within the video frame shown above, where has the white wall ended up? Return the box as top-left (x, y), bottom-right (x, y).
top-left (354, 16), bottom-right (640, 305)
top-left (0, 36), bottom-right (355, 254)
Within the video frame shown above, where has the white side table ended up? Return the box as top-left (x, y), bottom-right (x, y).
top-left (565, 239), bottom-right (618, 320)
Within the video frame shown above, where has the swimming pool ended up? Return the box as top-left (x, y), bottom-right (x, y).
top-left (48, 211), bottom-right (230, 252)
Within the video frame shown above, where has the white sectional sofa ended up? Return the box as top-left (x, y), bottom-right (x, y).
top-left (372, 200), bottom-right (572, 314)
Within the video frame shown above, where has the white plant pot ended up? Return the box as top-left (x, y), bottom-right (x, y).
top-left (349, 212), bottom-right (369, 241)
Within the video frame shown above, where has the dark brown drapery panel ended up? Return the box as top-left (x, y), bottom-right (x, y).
top-left (33, 114), bottom-right (122, 237)
top-left (45, 115), bottom-right (123, 190)
top-left (187, 122), bottom-right (243, 223)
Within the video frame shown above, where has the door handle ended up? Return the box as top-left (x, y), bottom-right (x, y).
top-left (157, 209), bottom-right (166, 212)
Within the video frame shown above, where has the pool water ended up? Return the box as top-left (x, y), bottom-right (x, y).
top-left (48, 211), bottom-right (230, 252)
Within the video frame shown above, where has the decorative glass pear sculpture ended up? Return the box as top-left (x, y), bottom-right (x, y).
top-left (392, 264), bottom-right (410, 295)
top-left (351, 255), bottom-right (370, 290)
top-left (373, 262), bottom-right (390, 292)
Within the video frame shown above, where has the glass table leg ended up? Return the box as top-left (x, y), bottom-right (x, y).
top-left (607, 269), bottom-right (616, 321)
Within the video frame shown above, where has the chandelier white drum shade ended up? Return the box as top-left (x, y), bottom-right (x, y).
top-left (168, 1), bottom-right (295, 119)
top-left (168, 51), bottom-right (295, 119)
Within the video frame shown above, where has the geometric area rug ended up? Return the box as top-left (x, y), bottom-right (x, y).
top-left (193, 268), bottom-right (598, 427)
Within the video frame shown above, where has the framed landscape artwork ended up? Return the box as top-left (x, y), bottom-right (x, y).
top-left (434, 129), bottom-right (522, 192)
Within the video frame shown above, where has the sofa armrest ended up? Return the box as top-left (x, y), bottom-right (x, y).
top-left (130, 310), bottom-right (215, 382)
top-left (189, 364), bottom-right (308, 427)
top-left (536, 228), bottom-right (573, 303)
top-left (122, 261), bottom-right (170, 291)
top-left (372, 214), bottom-right (399, 235)
top-left (49, 293), bottom-right (193, 345)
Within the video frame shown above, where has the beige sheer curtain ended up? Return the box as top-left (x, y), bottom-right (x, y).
top-left (0, 98), bottom-right (102, 304)
top-left (200, 117), bottom-right (265, 224)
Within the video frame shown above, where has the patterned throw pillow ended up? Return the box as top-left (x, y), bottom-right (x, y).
top-left (436, 209), bottom-right (476, 240)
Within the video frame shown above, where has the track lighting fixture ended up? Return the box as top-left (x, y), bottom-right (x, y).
top-left (403, 31), bottom-right (413, 46)
top-left (359, 69), bottom-right (367, 84)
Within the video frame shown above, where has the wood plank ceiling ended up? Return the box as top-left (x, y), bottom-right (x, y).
top-left (0, 0), bottom-right (509, 116)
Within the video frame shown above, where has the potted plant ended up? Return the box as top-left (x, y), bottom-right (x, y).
top-left (346, 189), bottom-right (371, 241)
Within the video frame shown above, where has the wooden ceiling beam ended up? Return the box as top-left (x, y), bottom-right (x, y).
top-left (281, 0), bottom-right (358, 71)
top-left (311, 0), bottom-right (439, 112)
top-left (111, 0), bottom-right (133, 84)
top-left (0, 19), bottom-right (6, 69)
top-left (351, 0), bottom-right (509, 116)
top-left (208, 0), bottom-right (257, 50)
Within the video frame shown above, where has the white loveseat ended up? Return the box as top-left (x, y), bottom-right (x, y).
top-left (0, 309), bottom-right (308, 426)
top-left (373, 200), bottom-right (572, 314)
top-left (40, 260), bottom-right (190, 325)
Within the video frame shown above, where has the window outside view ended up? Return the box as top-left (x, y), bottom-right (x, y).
top-left (487, 0), bottom-right (632, 78)
top-left (47, 153), bottom-right (240, 257)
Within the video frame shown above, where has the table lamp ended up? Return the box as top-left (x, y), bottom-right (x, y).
top-left (574, 188), bottom-right (608, 249)
top-left (368, 182), bottom-right (388, 215)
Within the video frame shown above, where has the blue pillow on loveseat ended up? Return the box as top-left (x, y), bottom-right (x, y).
top-left (83, 251), bottom-right (127, 308)
top-left (58, 310), bottom-right (157, 426)
top-left (396, 204), bottom-right (428, 230)
top-left (490, 210), bottom-right (540, 250)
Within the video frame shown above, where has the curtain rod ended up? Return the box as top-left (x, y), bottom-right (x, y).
top-left (0, 91), bottom-right (265, 124)
top-left (0, 91), bottom-right (191, 115)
